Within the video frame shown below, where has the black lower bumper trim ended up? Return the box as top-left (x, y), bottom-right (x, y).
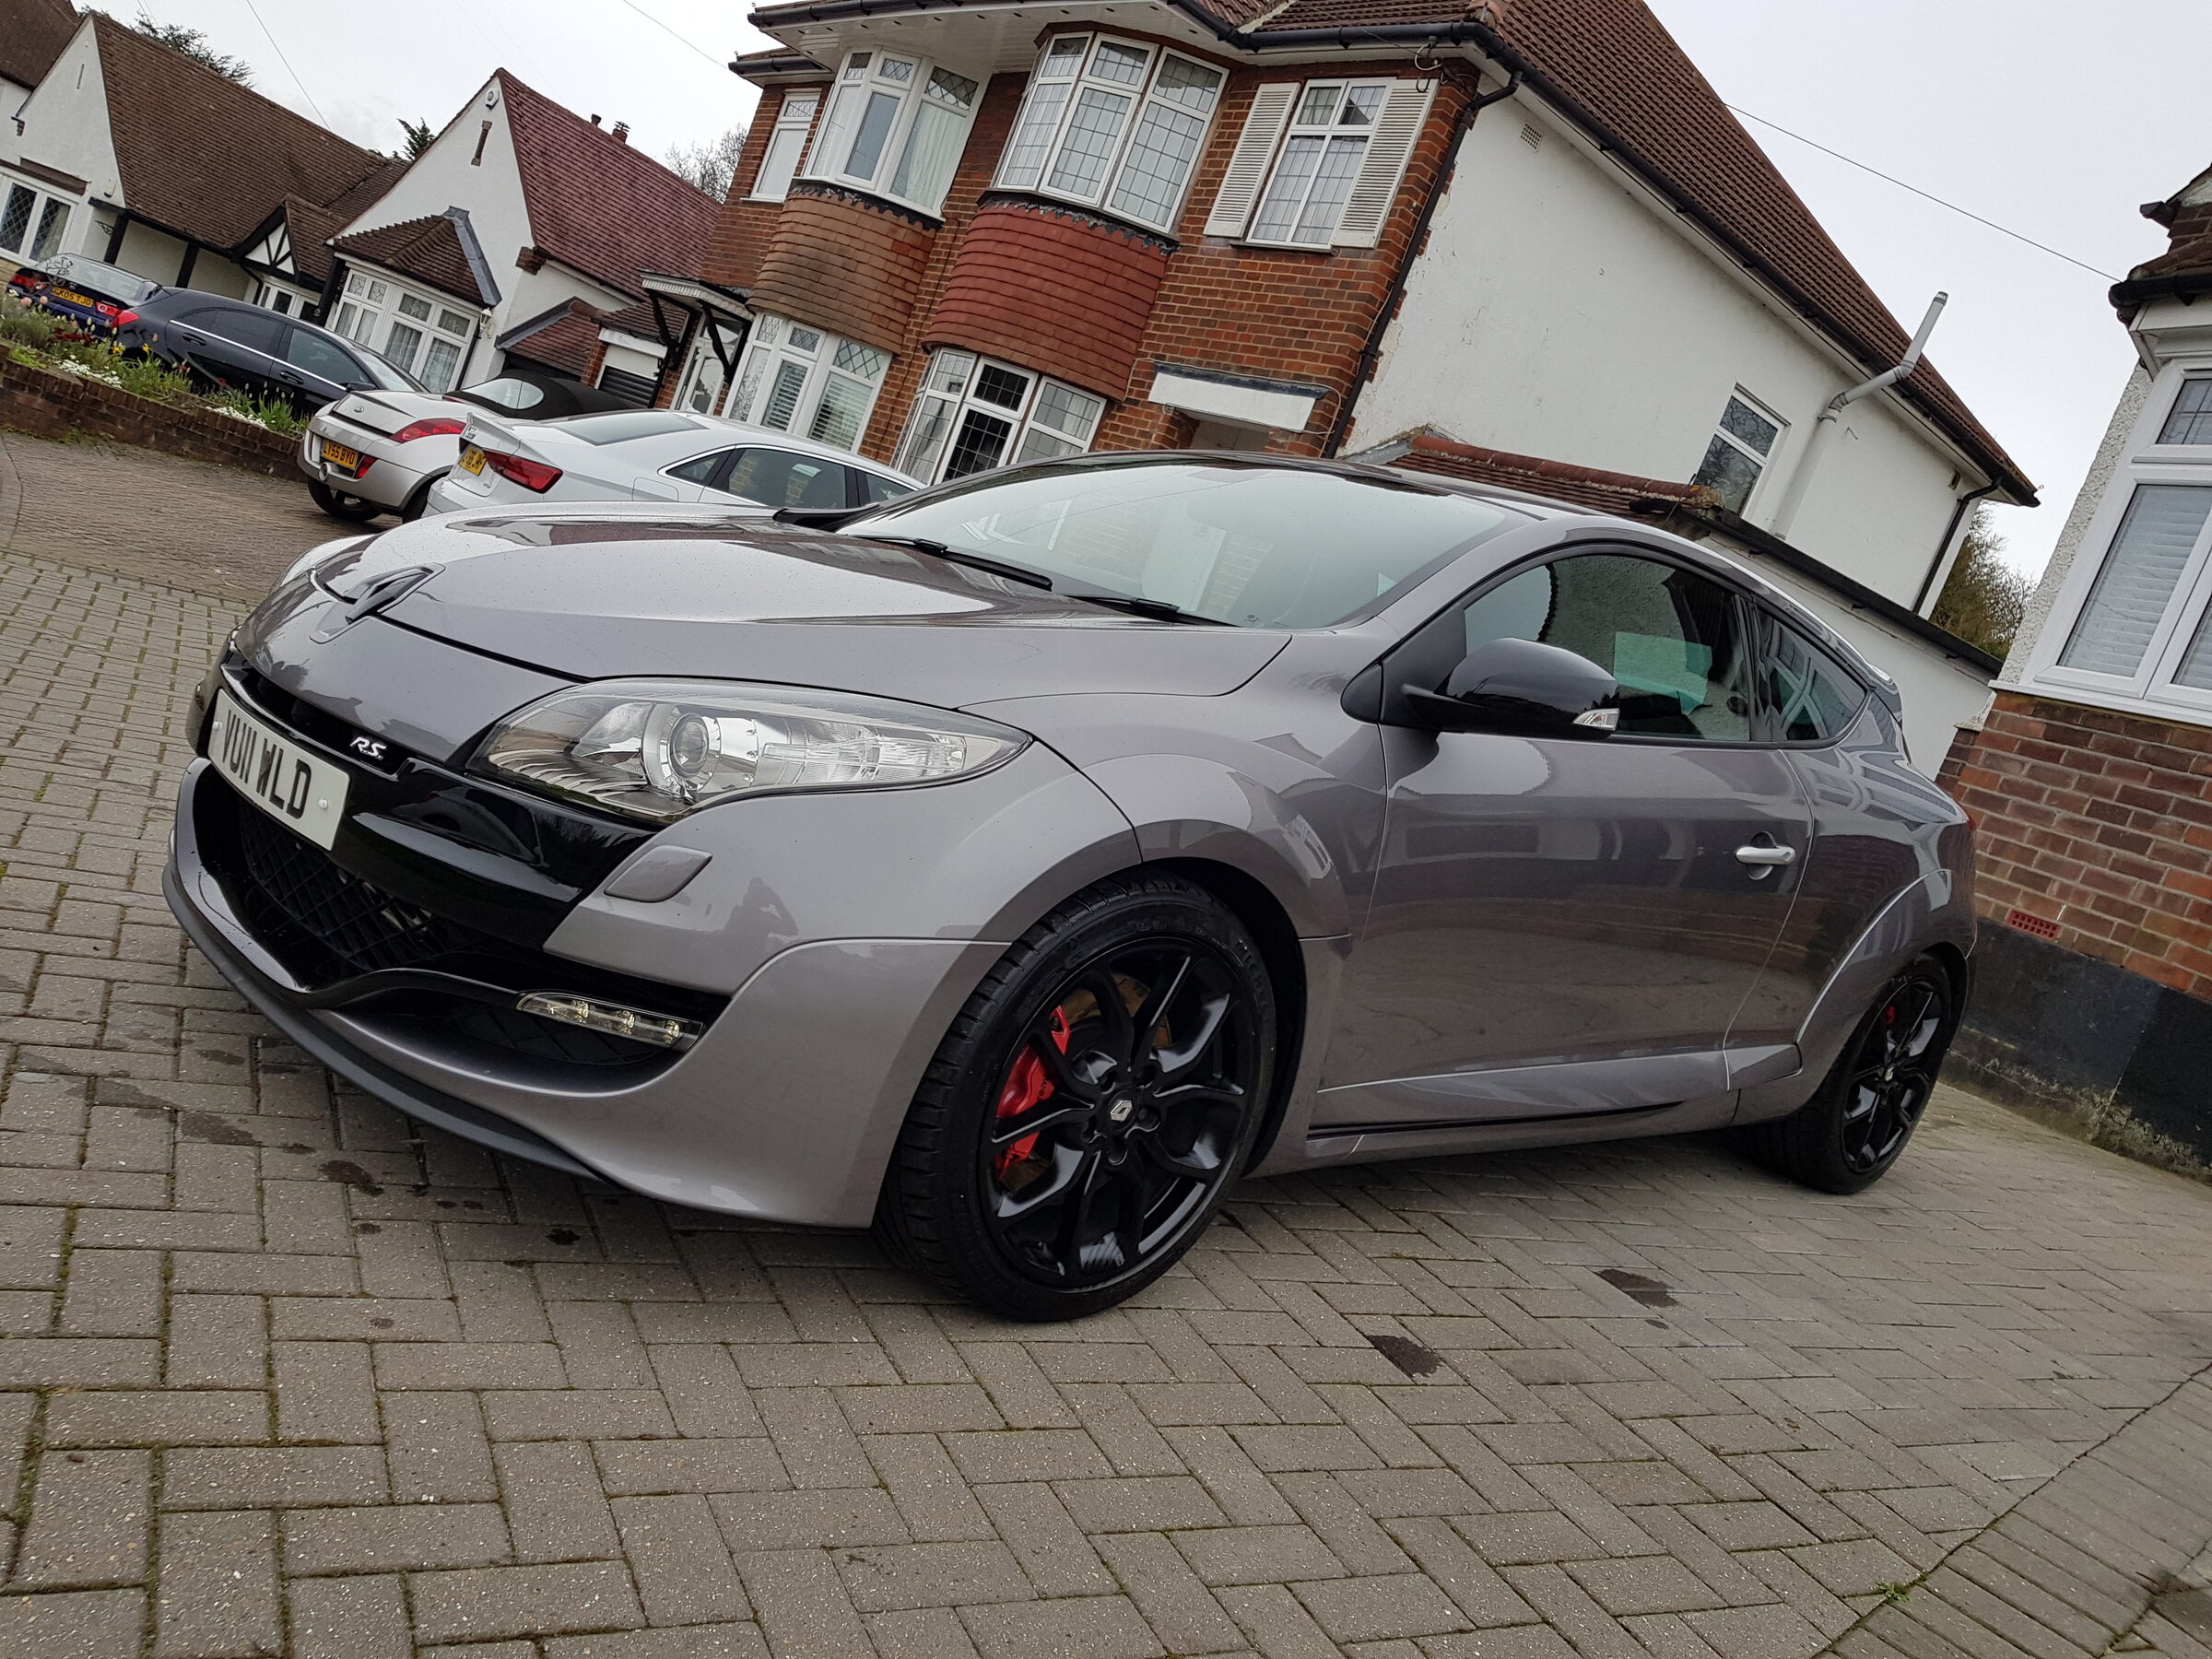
top-left (165, 858), bottom-right (600, 1181)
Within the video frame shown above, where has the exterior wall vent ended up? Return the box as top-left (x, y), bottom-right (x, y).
top-left (1520, 123), bottom-right (1544, 150)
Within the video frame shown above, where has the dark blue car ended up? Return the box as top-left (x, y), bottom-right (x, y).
top-left (6, 253), bottom-right (159, 335)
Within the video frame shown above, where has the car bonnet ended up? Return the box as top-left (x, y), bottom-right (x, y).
top-left (298, 509), bottom-right (1288, 707)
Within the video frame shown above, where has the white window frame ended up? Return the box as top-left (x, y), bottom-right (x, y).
top-left (1688, 389), bottom-right (1786, 517)
top-left (253, 278), bottom-right (318, 319)
top-left (331, 268), bottom-right (478, 392)
top-left (802, 50), bottom-right (982, 218)
top-left (724, 312), bottom-right (892, 453)
top-left (749, 89), bottom-right (822, 203)
top-left (671, 319), bottom-right (747, 415)
top-left (0, 172), bottom-right (82, 262)
top-left (2019, 361), bottom-right (2212, 723)
top-left (1209, 76), bottom-right (1436, 249)
top-left (892, 348), bottom-right (1106, 484)
top-left (992, 34), bottom-right (1226, 236)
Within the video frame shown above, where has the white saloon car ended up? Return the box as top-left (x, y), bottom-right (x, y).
top-left (425, 409), bottom-right (921, 515)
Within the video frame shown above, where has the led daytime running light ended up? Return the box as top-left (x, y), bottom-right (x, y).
top-left (515, 992), bottom-right (701, 1050)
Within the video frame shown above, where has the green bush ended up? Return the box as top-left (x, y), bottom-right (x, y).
top-left (209, 386), bottom-right (306, 434)
top-left (0, 295), bottom-right (69, 349)
top-left (110, 351), bottom-right (201, 406)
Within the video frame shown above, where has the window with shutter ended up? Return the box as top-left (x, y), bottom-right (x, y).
top-left (2059, 485), bottom-right (2212, 679)
top-left (1204, 83), bottom-right (1297, 238)
top-left (1239, 79), bottom-right (1434, 249)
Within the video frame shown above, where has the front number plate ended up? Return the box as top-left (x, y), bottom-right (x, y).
top-left (208, 692), bottom-right (349, 850)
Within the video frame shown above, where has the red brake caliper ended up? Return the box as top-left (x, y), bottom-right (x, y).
top-left (994, 1009), bottom-right (1071, 1182)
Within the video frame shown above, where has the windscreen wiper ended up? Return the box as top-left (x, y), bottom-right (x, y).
top-left (1056, 586), bottom-right (1218, 624)
top-left (853, 535), bottom-right (1054, 591)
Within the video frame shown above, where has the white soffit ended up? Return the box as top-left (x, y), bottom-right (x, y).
top-left (1148, 368), bottom-right (1320, 432)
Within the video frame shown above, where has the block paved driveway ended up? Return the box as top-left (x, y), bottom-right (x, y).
top-left (1, 434), bottom-right (2211, 1659)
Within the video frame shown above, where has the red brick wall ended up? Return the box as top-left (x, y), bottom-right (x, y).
top-left (700, 86), bottom-right (827, 291)
top-left (926, 202), bottom-right (1170, 398)
top-left (1947, 690), bottom-right (2212, 1001)
top-left (748, 188), bottom-right (941, 356)
top-left (0, 356), bottom-right (298, 477)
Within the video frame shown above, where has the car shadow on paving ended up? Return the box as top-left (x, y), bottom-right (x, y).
top-left (0, 500), bottom-right (2208, 1657)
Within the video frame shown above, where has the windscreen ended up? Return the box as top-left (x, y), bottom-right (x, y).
top-left (845, 458), bottom-right (1519, 629)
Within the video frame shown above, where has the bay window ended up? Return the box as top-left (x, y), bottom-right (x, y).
top-left (332, 271), bottom-right (476, 392)
top-left (1206, 77), bottom-right (1435, 249)
top-left (725, 313), bottom-right (892, 453)
top-left (994, 36), bottom-right (1224, 234)
top-left (806, 52), bottom-right (980, 217)
top-left (2027, 368), bottom-right (2212, 716)
top-left (894, 349), bottom-right (1105, 483)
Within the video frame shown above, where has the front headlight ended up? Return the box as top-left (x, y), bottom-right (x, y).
top-left (472, 679), bottom-right (1030, 823)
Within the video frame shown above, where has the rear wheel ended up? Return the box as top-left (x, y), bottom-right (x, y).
top-left (400, 475), bottom-right (443, 521)
top-left (1748, 957), bottom-right (1955, 1194)
top-left (874, 873), bottom-right (1275, 1321)
top-left (308, 478), bottom-right (382, 523)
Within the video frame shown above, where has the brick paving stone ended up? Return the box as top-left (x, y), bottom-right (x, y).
top-left (0, 502), bottom-right (2210, 1658)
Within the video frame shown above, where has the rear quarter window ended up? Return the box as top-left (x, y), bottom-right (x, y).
top-left (1762, 618), bottom-right (1867, 742)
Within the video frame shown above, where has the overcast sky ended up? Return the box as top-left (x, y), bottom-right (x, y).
top-left (127, 0), bottom-right (2209, 578)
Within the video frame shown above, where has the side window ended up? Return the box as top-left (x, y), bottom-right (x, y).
top-left (666, 449), bottom-right (734, 486)
top-left (720, 448), bottom-right (848, 510)
top-left (203, 307), bottom-right (286, 354)
top-left (285, 329), bottom-right (364, 383)
top-left (1455, 552), bottom-right (1753, 741)
top-left (1760, 618), bottom-right (1866, 742)
top-left (854, 470), bottom-right (912, 505)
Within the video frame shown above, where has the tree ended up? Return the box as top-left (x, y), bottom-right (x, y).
top-left (665, 124), bottom-right (749, 201)
top-left (399, 119), bottom-right (437, 159)
top-left (132, 11), bottom-right (253, 84)
top-left (1930, 505), bottom-right (2034, 659)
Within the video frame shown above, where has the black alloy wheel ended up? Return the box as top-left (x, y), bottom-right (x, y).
top-left (875, 873), bottom-right (1276, 1320)
top-left (1748, 956), bottom-right (1955, 1194)
top-left (308, 478), bottom-right (382, 522)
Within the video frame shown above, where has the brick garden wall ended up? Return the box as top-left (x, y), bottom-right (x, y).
top-left (0, 356), bottom-right (300, 477)
top-left (1946, 690), bottom-right (2212, 1003)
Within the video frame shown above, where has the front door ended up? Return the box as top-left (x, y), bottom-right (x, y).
top-left (1319, 547), bottom-right (1811, 1129)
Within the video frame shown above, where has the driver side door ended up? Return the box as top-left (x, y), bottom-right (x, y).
top-left (1319, 547), bottom-right (1812, 1130)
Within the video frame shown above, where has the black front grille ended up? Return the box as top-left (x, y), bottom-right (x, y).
top-left (230, 801), bottom-right (478, 983)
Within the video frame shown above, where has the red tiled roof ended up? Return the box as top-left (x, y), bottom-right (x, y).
top-left (275, 159), bottom-right (406, 285)
top-left (91, 15), bottom-right (389, 252)
top-left (333, 213), bottom-right (493, 305)
top-left (497, 71), bottom-right (722, 300)
top-left (1383, 429), bottom-right (1695, 515)
top-left (498, 299), bottom-right (612, 377)
top-left (0, 0), bottom-right (78, 92)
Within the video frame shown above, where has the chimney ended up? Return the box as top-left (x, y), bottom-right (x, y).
top-left (612, 121), bottom-right (629, 144)
top-left (589, 113), bottom-right (601, 125)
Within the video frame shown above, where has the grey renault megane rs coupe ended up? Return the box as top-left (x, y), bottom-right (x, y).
top-left (167, 453), bottom-right (1973, 1319)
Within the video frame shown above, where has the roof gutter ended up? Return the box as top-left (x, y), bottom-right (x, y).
top-left (1912, 479), bottom-right (1998, 616)
top-left (1322, 69), bottom-right (1519, 458)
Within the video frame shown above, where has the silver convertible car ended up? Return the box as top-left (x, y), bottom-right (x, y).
top-left (167, 454), bottom-right (1972, 1319)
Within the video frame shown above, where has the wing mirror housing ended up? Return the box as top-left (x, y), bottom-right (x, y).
top-left (1401, 637), bottom-right (1621, 738)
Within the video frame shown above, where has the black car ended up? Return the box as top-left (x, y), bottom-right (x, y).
top-left (116, 291), bottom-right (421, 412)
top-left (6, 253), bottom-right (162, 335)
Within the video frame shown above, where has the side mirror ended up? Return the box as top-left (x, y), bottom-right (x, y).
top-left (1402, 637), bottom-right (1620, 738)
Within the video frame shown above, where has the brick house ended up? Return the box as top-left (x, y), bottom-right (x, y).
top-left (664, 0), bottom-right (2031, 766)
top-left (1937, 166), bottom-right (2212, 1172)
top-left (315, 71), bottom-right (721, 398)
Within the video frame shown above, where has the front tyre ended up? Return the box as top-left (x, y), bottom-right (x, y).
top-left (1749, 957), bottom-right (1956, 1194)
top-left (875, 873), bottom-right (1276, 1321)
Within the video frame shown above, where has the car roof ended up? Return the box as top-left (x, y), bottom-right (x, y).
top-left (529, 411), bottom-right (919, 482)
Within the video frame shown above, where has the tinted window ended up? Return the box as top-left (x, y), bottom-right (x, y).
top-left (1457, 553), bottom-right (1752, 741)
top-left (188, 306), bottom-right (285, 353)
top-left (667, 448), bottom-right (733, 486)
top-left (562, 411), bottom-right (701, 446)
top-left (851, 458), bottom-right (1518, 629)
top-left (1762, 618), bottom-right (1866, 742)
top-left (285, 329), bottom-right (364, 383)
top-left (723, 448), bottom-right (848, 510)
top-left (42, 256), bottom-right (155, 303)
top-left (856, 470), bottom-right (912, 504)
top-left (356, 349), bottom-right (424, 392)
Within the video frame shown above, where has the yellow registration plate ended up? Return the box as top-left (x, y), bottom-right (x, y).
top-left (319, 439), bottom-right (360, 471)
top-left (53, 287), bottom-right (95, 308)
top-left (460, 445), bottom-right (487, 475)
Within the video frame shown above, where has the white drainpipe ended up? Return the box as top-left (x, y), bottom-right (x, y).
top-left (1769, 292), bottom-right (1948, 540)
